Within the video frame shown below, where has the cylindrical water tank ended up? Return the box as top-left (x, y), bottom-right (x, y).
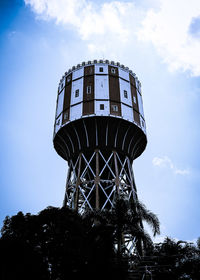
top-left (53, 60), bottom-right (147, 162)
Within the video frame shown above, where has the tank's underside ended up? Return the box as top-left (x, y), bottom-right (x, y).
top-left (53, 116), bottom-right (147, 163)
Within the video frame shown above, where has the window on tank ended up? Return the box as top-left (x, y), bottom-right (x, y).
top-left (100, 104), bottom-right (104, 110)
top-left (64, 112), bottom-right (68, 120)
top-left (112, 105), bottom-right (118, 112)
top-left (124, 90), bottom-right (128, 98)
top-left (86, 85), bottom-right (92, 94)
top-left (111, 68), bottom-right (116, 74)
top-left (75, 89), bottom-right (79, 97)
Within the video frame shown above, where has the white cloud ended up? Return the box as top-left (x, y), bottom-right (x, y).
top-left (174, 169), bottom-right (190, 176)
top-left (24, 0), bottom-right (200, 76)
top-left (24, 0), bottom-right (133, 41)
top-left (152, 156), bottom-right (190, 175)
top-left (152, 156), bottom-right (173, 168)
top-left (137, 0), bottom-right (200, 76)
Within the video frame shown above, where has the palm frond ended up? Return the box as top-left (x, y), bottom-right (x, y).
top-left (134, 200), bottom-right (160, 237)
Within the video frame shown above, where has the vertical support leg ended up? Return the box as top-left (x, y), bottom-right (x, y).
top-left (113, 151), bottom-right (120, 196)
top-left (95, 149), bottom-right (100, 210)
top-left (128, 159), bottom-right (137, 201)
top-left (114, 151), bottom-right (123, 254)
top-left (128, 159), bottom-right (144, 256)
top-left (63, 162), bottom-right (72, 207)
top-left (74, 153), bottom-right (82, 211)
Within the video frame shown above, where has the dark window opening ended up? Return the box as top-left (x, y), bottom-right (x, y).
top-left (100, 104), bottom-right (104, 110)
top-left (111, 68), bottom-right (116, 74)
top-left (64, 113), bottom-right (68, 120)
top-left (86, 85), bottom-right (92, 94)
top-left (112, 105), bottom-right (118, 112)
top-left (75, 89), bottom-right (79, 97)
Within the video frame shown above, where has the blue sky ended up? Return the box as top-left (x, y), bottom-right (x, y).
top-left (1, 0), bottom-right (200, 242)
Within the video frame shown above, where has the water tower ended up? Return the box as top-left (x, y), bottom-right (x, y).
top-left (53, 60), bottom-right (147, 214)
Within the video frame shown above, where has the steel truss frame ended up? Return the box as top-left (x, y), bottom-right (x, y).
top-left (63, 150), bottom-right (137, 212)
top-left (63, 150), bottom-right (142, 257)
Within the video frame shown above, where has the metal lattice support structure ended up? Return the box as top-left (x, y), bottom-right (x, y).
top-left (63, 150), bottom-right (137, 213)
top-left (63, 149), bottom-right (142, 256)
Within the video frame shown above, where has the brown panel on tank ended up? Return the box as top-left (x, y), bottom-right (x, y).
top-left (108, 65), bottom-right (118, 76)
top-left (84, 65), bottom-right (94, 76)
top-left (83, 69), bottom-right (94, 115)
top-left (108, 70), bottom-right (120, 102)
top-left (134, 110), bottom-right (140, 125)
top-left (63, 73), bottom-right (72, 111)
top-left (110, 101), bottom-right (121, 116)
top-left (83, 101), bottom-right (94, 115)
top-left (62, 109), bottom-right (70, 125)
top-left (130, 83), bottom-right (139, 112)
top-left (108, 66), bottom-right (121, 116)
top-left (129, 73), bottom-right (136, 87)
top-left (83, 75), bottom-right (94, 101)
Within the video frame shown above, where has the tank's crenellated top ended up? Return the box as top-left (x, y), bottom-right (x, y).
top-left (53, 60), bottom-right (147, 162)
top-left (58, 60), bottom-right (141, 88)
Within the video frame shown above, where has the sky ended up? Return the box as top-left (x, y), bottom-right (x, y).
top-left (1, 0), bottom-right (200, 242)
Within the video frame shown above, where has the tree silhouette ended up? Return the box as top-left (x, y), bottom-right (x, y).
top-left (0, 238), bottom-right (48, 280)
top-left (148, 237), bottom-right (200, 279)
top-left (0, 206), bottom-right (129, 280)
top-left (1, 207), bottom-right (88, 280)
top-left (1, 203), bottom-right (200, 279)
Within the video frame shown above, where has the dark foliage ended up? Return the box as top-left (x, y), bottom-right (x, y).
top-left (1, 207), bottom-right (86, 280)
top-left (0, 238), bottom-right (48, 280)
top-left (84, 197), bottom-right (160, 257)
top-left (2, 201), bottom-right (199, 280)
top-left (144, 237), bottom-right (200, 280)
top-left (0, 206), bottom-right (127, 280)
